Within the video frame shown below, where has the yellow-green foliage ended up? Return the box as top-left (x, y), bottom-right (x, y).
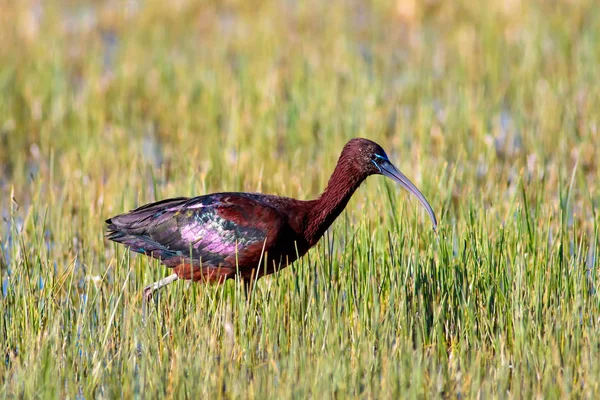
top-left (1, 0), bottom-right (599, 397)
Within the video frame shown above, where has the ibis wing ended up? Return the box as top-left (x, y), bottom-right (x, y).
top-left (106, 194), bottom-right (284, 268)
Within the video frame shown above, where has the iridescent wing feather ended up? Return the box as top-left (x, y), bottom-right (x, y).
top-left (106, 194), bottom-right (284, 272)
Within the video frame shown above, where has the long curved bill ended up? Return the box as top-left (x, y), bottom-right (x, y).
top-left (378, 159), bottom-right (438, 230)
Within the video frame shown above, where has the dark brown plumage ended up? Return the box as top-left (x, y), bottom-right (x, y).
top-left (106, 138), bottom-right (437, 301)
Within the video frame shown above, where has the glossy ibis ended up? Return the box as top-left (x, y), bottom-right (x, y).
top-left (106, 138), bottom-right (437, 302)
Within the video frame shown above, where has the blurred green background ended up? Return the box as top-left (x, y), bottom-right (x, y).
top-left (1, 0), bottom-right (599, 397)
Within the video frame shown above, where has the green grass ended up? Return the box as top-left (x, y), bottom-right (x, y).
top-left (1, 0), bottom-right (599, 397)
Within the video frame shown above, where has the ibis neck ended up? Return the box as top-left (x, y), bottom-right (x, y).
top-left (305, 159), bottom-right (366, 245)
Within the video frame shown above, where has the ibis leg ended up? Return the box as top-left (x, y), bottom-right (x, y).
top-left (142, 273), bottom-right (179, 320)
